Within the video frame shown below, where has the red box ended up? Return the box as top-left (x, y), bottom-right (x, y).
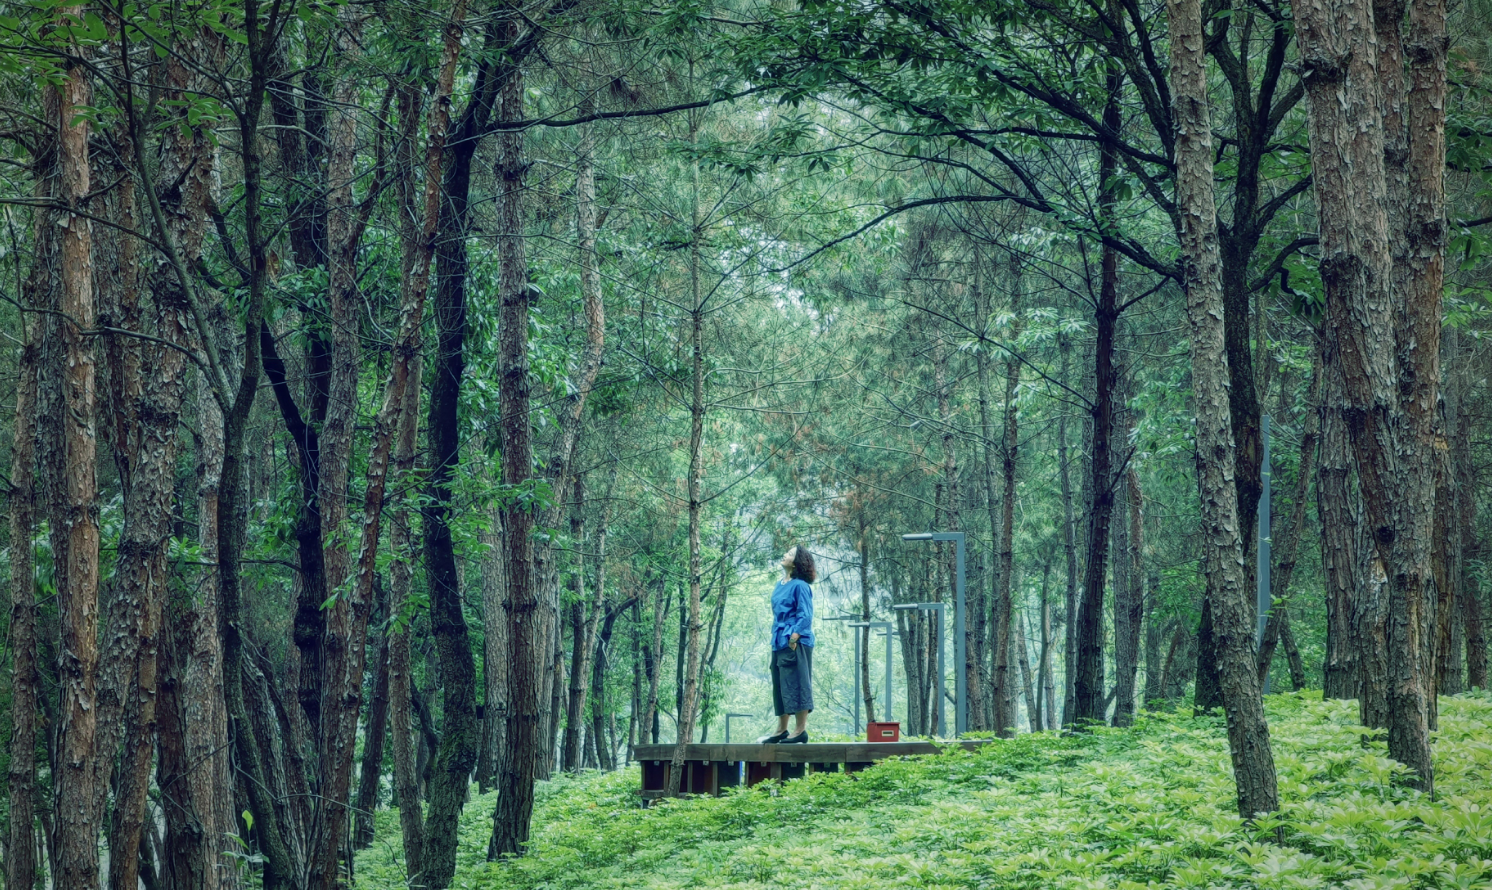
top-left (867, 721), bottom-right (901, 742)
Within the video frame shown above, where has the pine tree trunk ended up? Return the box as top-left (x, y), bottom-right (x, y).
top-left (1258, 357), bottom-right (1323, 685)
top-left (389, 359), bottom-right (425, 886)
top-left (1462, 400), bottom-right (1488, 689)
top-left (1113, 469), bottom-right (1145, 726)
top-left (46, 39), bottom-right (103, 886)
top-left (992, 262), bottom-right (1023, 735)
top-left (1058, 336), bottom-right (1080, 726)
top-left (1319, 342), bottom-right (1361, 701)
top-left (490, 26), bottom-right (541, 850)
top-left (1169, 0), bottom-right (1280, 817)
top-left (974, 260), bottom-right (998, 734)
top-left (354, 577), bottom-right (392, 849)
top-left (859, 530), bottom-right (877, 725)
top-left (316, 19), bottom-right (465, 873)
top-left (1142, 575), bottom-right (1163, 707)
top-left (1014, 606), bottom-right (1036, 731)
top-left (477, 504), bottom-right (508, 793)
top-left (667, 148), bottom-right (707, 793)
top-left (7, 298), bottom-right (40, 890)
top-left (1038, 561), bottom-right (1056, 730)
top-left (1293, 0), bottom-right (1443, 792)
top-left (641, 581), bottom-right (669, 746)
top-left (1074, 78), bottom-right (1121, 723)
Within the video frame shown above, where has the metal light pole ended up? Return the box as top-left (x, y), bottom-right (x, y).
top-left (823, 615), bottom-right (863, 734)
top-left (901, 532), bottom-right (966, 735)
top-left (894, 602), bottom-right (947, 736)
top-left (850, 620), bottom-right (893, 725)
top-left (876, 627), bottom-right (898, 723)
top-left (1257, 413), bottom-right (1273, 693)
top-left (724, 713), bottom-right (753, 744)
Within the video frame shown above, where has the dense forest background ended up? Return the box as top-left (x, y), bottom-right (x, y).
top-left (0, 0), bottom-right (1488, 887)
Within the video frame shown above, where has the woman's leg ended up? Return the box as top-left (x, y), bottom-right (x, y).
top-left (771, 649), bottom-right (790, 736)
top-left (793, 709), bottom-right (809, 734)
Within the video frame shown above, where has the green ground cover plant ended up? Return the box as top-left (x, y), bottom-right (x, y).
top-left (356, 693), bottom-right (1492, 889)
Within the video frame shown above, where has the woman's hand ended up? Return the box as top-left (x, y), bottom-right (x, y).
top-left (789, 632), bottom-right (800, 650)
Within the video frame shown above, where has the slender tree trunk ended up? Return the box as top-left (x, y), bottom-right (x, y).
top-left (668, 134), bottom-right (707, 794)
top-left (354, 577), bottom-right (392, 850)
top-left (106, 41), bottom-right (222, 884)
top-left (974, 260), bottom-right (999, 735)
top-left (1169, 0), bottom-right (1280, 817)
top-left (1014, 605), bottom-right (1036, 731)
top-left (1462, 398), bottom-right (1488, 689)
top-left (7, 304), bottom-right (40, 890)
top-left (47, 40), bottom-right (103, 885)
top-left (491, 26), bottom-right (542, 850)
top-left (563, 480), bottom-right (594, 772)
top-left (1074, 77), bottom-right (1121, 724)
top-left (1113, 469), bottom-right (1145, 726)
top-left (1434, 335), bottom-right (1464, 698)
top-left (1143, 576), bottom-right (1163, 707)
top-left (1278, 612), bottom-right (1308, 691)
top-left (1319, 342), bottom-right (1361, 701)
top-left (389, 358), bottom-right (425, 887)
top-left (1058, 336), bottom-right (1080, 726)
top-left (477, 504), bottom-right (507, 792)
top-left (991, 259), bottom-right (1023, 734)
top-left (1258, 357), bottom-right (1323, 684)
top-left (314, 5), bottom-right (367, 743)
top-left (1038, 561), bottom-right (1056, 731)
top-left (642, 582), bottom-right (669, 746)
top-left (859, 526), bottom-right (877, 725)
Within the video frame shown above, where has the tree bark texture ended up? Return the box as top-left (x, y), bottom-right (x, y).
top-left (993, 259), bottom-right (1023, 735)
top-left (491, 25), bottom-right (542, 851)
top-left (667, 153), bottom-right (707, 794)
top-left (1058, 335), bottom-right (1080, 726)
top-left (1319, 341), bottom-right (1362, 702)
top-left (7, 302), bottom-right (40, 890)
top-left (354, 577), bottom-right (393, 850)
top-left (1073, 79), bottom-right (1121, 724)
top-left (1168, 0), bottom-right (1280, 818)
top-left (1257, 356), bottom-right (1323, 686)
top-left (1113, 468), bottom-right (1145, 727)
top-left (46, 43), bottom-right (103, 887)
top-left (477, 505), bottom-right (508, 792)
top-left (1293, 0), bottom-right (1445, 790)
top-left (389, 357), bottom-right (426, 887)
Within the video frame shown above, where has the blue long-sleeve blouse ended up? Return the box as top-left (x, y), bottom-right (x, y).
top-left (770, 578), bottom-right (814, 651)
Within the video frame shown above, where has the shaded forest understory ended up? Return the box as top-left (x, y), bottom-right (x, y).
top-left (355, 693), bottom-right (1492, 889)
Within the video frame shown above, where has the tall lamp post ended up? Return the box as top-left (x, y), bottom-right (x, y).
top-left (724, 712), bottom-right (753, 744)
top-left (901, 531), bottom-right (966, 735)
top-left (893, 602), bottom-right (947, 736)
top-left (876, 626), bottom-right (899, 723)
top-left (823, 615), bottom-right (863, 734)
top-left (849, 620), bottom-right (894, 726)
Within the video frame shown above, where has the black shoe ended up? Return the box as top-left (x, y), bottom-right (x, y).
top-left (759, 731), bottom-right (789, 744)
top-left (780, 731), bottom-right (809, 744)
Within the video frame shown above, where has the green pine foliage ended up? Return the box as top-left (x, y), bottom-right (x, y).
top-left (357, 692), bottom-right (1492, 888)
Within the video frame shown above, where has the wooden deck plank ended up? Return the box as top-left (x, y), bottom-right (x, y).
top-left (631, 740), bottom-right (985, 765)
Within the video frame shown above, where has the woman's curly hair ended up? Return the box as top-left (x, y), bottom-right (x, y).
top-left (788, 546), bottom-right (817, 583)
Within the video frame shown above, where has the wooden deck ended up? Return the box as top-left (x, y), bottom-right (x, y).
top-left (632, 740), bottom-right (986, 800)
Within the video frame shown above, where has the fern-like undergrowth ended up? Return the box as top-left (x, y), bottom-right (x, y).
top-left (355, 691), bottom-right (1492, 889)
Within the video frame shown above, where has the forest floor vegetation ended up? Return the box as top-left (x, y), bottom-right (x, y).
top-left (356, 692), bottom-right (1492, 889)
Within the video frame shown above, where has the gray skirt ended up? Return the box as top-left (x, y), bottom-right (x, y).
top-left (770, 644), bottom-right (813, 715)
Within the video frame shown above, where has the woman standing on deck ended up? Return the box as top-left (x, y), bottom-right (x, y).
top-left (764, 546), bottom-right (815, 743)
